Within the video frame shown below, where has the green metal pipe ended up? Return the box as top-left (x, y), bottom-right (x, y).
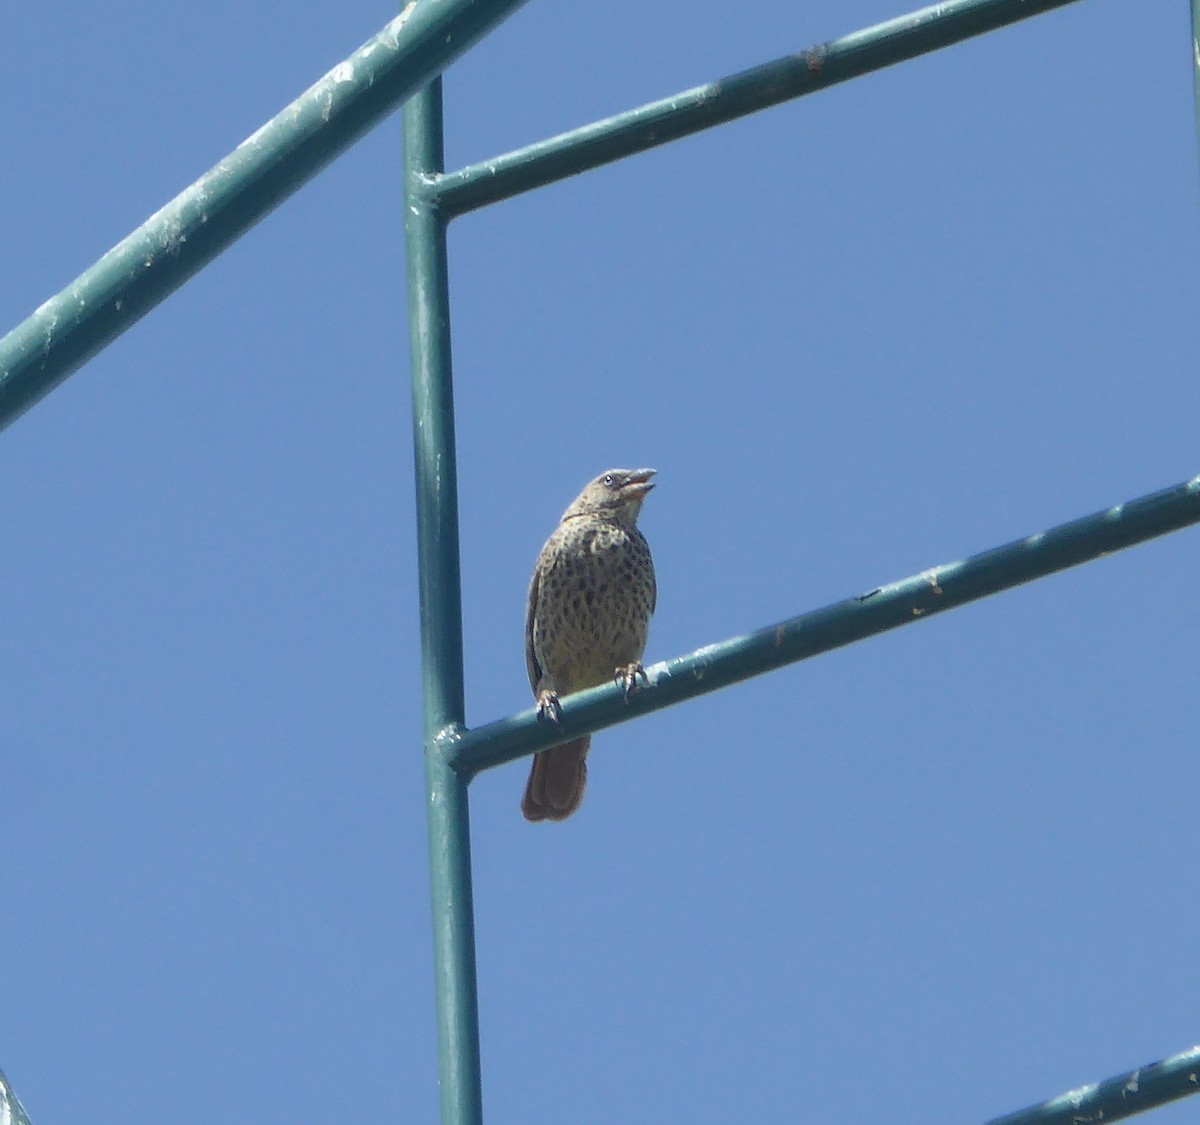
top-left (430, 0), bottom-right (1086, 218)
top-left (422, 754), bottom-right (482, 1125)
top-left (985, 1044), bottom-right (1200, 1124)
top-left (448, 473), bottom-right (1200, 775)
top-left (0, 1065), bottom-right (34, 1125)
top-left (405, 82), bottom-right (466, 738)
top-left (1193, 0), bottom-right (1200, 173)
top-left (0, 0), bottom-right (530, 435)
top-left (404, 81), bottom-right (481, 1125)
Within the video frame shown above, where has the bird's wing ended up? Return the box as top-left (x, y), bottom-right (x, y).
top-left (642, 529), bottom-right (657, 615)
top-left (524, 557), bottom-right (544, 692)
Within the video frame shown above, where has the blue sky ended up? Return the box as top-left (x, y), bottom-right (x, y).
top-left (3, 2), bottom-right (1198, 1122)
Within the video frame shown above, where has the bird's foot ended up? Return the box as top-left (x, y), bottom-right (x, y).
top-left (535, 689), bottom-right (563, 723)
top-left (614, 662), bottom-right (647, 701)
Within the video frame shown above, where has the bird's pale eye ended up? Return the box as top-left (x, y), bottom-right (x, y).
top-left (603, 474), bottom-right (615, 488)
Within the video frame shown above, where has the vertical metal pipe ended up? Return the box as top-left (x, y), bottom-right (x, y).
top-left (422, 755), bottom-right (482, 1124)
top-left (1193, 0), bottom-right (1200, 174)
top-left (403, 80), bottom-right (482, 1124)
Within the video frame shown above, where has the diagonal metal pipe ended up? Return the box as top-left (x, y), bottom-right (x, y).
top-left (985, 1043), bottom-right (1200, 1124)
top-left (448, 474), bottom-right (1200, 776)
top-left (0, 0), bottom-right (530, 434)
top-left (429, 0), bottom-right (1087, 218)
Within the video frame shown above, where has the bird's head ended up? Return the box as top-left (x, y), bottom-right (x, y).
top-left (563, 468), bottom-right (656, 527)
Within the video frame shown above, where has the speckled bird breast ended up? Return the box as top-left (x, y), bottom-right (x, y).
top-left (528, 519), bottom-right (656, 694)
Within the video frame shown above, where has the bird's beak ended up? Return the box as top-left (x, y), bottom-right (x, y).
top-left (622, 468), bottom-right (657, 496)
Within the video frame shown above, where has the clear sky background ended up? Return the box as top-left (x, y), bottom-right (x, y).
top-left (2, 2), bottom-right (1197, 1122)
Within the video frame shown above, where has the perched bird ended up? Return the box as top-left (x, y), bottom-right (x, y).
top-left (522, 468), bottom-right (658, 822)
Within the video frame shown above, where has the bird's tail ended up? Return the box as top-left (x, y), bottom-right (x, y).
top-left (521, 737), bottom-right (590, 822)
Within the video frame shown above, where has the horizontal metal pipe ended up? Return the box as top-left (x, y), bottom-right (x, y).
top-left (985, 1044), bottom-right (1200, 1124)
top-left (431, 0), bottom-right (1085, 217)
top-left (0, 0), bottom-right (529, 434)
top-left (446, 472), bottom-right (1200, 775)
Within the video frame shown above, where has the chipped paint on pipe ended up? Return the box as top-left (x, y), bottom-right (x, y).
top-left (985, 1044), bottom-right (1200, 1124)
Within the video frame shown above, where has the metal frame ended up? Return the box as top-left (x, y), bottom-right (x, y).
top-left (1, 1), bottom-right (1198, 1122)
top-left (0, 1065), bottom-right (34, 1125)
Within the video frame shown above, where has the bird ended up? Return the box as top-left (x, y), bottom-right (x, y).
top-left (522, 468), bottom-right (658, 822)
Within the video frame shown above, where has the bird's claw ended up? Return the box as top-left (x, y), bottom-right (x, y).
top-left (614, 662), bottom-right (647, 702)
top-left (535, 689), bottom-right (563, 724)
